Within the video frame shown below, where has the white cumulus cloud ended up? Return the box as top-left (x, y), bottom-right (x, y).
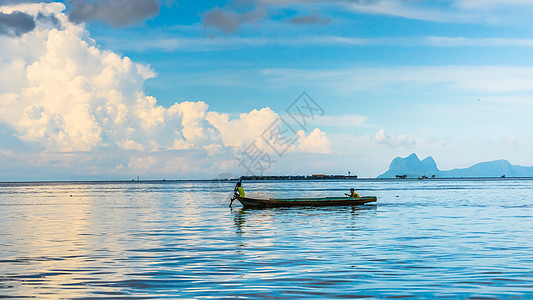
top-left (297, 128), bottom-right (332, 154)
top-left (0, 2), bottom-right (332, 179)
top-left (206, 107), bottom-right (278, 149)
top-left (375, 129), bottom-right (416, 148)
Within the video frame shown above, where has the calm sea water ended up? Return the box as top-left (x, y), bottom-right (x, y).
top-left (1, 178), bottom-right (533, 299)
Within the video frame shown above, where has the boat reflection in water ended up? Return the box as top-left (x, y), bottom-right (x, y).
top-left (232, 204), bottom-right (378, 238)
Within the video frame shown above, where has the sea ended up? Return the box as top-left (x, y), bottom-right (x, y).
top-left (1, 178), bottom-right (533, 299)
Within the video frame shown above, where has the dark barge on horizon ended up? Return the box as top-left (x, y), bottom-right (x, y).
top-left (240, 174), bottom-right (358, 180)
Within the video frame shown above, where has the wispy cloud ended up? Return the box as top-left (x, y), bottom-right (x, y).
top-left (197, 0), bottom-right (533, 34)
top-left (199, 0), bottom-right (472, 28)
top-left (453, 0), bottom-right (533, 9)
top-left (97, 35), bottom-right (378, 52)
top-left (203, 6), bottom-right (266, 33)
top-left (312, 114), bottom-right (370, 129)
top-left (97, 31), bottom-right (533, 53)
top-left (424, 36), bottom-right (533, 47)
top-left (289, 9), bottom-right (331, 25)
top-left (261, 66), bottom-right (533, 94)
top-left (343, 0), bottom-right (463, 23)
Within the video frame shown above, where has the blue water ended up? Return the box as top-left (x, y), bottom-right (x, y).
top-left (1, 179), bottom-right (533, 299)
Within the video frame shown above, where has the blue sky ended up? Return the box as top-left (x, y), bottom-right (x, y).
top-left (1, 0), bottom-right (533, 180)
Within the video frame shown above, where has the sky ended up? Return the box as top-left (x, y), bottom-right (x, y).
top-left (1, 0), bottom-right (533, 181)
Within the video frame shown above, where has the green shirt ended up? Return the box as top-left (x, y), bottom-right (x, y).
top-left (237, 186), bottom-right (245, 197)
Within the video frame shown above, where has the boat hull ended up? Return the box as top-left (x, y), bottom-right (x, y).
top-left (236, 196), bottom-right (377, 208)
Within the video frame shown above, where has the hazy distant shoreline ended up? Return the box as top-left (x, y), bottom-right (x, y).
top-left (3, 176), bottom-right (533, 185)
top-left (379, 153), bottom-right (533, 178)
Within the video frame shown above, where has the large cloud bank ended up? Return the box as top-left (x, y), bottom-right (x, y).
top-left (0, 2), bottom-right (330, 179)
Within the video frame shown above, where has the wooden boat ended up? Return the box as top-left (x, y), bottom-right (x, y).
top-left (236, 196), bottom-right (377, 208)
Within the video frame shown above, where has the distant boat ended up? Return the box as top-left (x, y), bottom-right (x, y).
top-left (235, 196), bottom-right (377, 208)
top-left (396, 175), bottom-right (407, 179)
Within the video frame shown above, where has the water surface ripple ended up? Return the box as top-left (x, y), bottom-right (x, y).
top-left (1, 179), bottom-right (533, 298)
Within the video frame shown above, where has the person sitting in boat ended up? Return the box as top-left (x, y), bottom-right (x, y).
top-left (230, 181), bottom-right (245, 207)
top-left (235, 181), bottom-right (245, 198)
top-left (345, 188), bottom-right (359, 198)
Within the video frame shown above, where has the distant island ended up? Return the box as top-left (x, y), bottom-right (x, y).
top-left (379, 153), bottom-right (533, 178)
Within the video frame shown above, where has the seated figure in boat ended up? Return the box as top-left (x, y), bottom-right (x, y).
top-left (230, 181), bottom-right (245, 207)
top-left (235, 181), bottom-right (245, 198)
top-left (345, 188), bottom-right (359, 198)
